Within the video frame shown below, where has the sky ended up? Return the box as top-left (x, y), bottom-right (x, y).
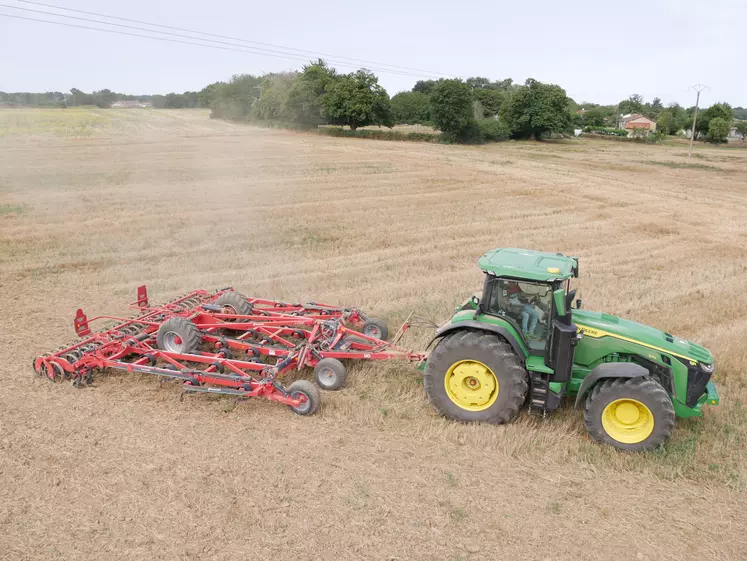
top-left (1, 0), bottom-right (745, 107)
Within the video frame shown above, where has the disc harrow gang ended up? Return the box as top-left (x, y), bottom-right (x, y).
top-left (33, 286), bottom-right (426, 415)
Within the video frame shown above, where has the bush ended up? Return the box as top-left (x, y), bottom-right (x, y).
top-left (478, 119), bottom-right (510, 141)
top-left (705, 117), bottom-right (729, 144)
top-left (583, 126), bottom-right (628, 137)
top-left (315, 128), bottom-right (440, 143)
top-left (391, 91), bottom-right (430, 124)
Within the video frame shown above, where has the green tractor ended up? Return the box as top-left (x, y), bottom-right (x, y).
top-left (424, 248), bottom-right (719, 450)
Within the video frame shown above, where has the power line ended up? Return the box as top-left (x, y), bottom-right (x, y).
top-left (0, 12), bottom-right (441, 79)
top-left (10, 0), bottom-right (456, 79)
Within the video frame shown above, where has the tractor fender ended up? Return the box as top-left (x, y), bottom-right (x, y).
top-left (574, 362), bottom-right (649, 408)
top-left (425, 321), bottom-right (525, 358)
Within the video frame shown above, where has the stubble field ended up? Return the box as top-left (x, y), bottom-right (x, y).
top-left (1, 108), bottom-right (746, 561)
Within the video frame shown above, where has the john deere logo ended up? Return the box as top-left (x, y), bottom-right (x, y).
top-left (577, 325), bottom-right (604, 338)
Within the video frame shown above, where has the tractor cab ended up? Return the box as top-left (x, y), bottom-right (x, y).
top-left (478, 248), bottom-right (580, 387)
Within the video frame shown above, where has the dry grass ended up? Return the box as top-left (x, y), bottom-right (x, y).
top-left (1, 108), bottom-right (746, 561)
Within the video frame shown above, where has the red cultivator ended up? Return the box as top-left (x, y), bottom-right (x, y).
top-left (33, 287), bottom-right (427, 415)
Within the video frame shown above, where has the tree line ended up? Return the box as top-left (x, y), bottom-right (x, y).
top-left (201, 61), bottom-right (576, 143)
top-left (201, 62), bottom-right (744, 143)
top-left (0, 89), bottom-right (207, 109)
top-left (3, 64), bottom-right (745, 143)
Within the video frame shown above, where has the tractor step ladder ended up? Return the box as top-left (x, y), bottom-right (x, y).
top-left (528, 372), bottom-right (551, 416)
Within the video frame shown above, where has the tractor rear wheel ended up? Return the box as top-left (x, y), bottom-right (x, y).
top-left (584, 377), bottom-right (675, 451)
top-left (424, 331), bottom-right (528, 424)
top-left (156, 317), bottom-right (201, 354)
top-left (214, 292), bottom-right (253, 317)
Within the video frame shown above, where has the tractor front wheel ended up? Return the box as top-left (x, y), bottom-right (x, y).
top-left (424, 331), bottom-right (528, 424)
top-left (584, 377), bottom-right (675, 451)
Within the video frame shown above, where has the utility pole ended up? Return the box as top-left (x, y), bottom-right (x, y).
top-left (688, 84), bottom-right (709, 158)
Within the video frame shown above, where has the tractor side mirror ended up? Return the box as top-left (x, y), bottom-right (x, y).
top-left (471, 295), bottom-right (480, 306)
top-left (575, 299), bottom-right (583, 309)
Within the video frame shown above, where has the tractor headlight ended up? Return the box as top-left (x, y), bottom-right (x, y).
top-left (700, 362), bottom-right (715, 373)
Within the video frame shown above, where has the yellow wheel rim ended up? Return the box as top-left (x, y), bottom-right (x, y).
top-left (601, 398), bottom-right (654, 444)
top-left (444, 360), bottom-right (499, 411)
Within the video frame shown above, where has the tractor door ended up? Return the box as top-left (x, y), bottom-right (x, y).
top-left (545, 287), bottom-right (578, 383)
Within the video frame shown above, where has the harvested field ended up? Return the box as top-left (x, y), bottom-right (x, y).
top-left (1, 108), bottom-right (746, 561)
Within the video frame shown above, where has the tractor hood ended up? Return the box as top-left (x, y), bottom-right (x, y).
top-left (572, 310), bottom-right (713, 365)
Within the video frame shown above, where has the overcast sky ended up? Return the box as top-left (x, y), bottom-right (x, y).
top-left (1, 0), bottom-right (744, 107)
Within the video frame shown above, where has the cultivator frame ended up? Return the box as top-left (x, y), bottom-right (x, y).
top-left (34, 286), bottom-right (427, 415)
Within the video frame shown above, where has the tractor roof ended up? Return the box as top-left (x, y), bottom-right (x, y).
top-left (478, 248), bottom-right (578, 282)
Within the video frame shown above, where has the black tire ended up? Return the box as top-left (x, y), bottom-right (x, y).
top-left (362, 317), bottom-right (389, 340)
top-left (584, 377), bottom-right (675, 451)
top-left (286, 380), bottom-right (320, 415)
top-left (314, 358), bottom-right (347, 391)
top-left (424, 330), bottom-right (528, 424)
top-left (156, 317), bottom-right (201, 354)
top-left (214, 292), bottom-right (253, 317)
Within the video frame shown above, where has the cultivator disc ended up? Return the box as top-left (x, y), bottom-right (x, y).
top-left (34, 286), bottom-right (426, 415)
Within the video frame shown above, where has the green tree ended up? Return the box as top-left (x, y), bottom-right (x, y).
top-left (412, 80), bottom-right (438, 95)
top-left (429, 79), bottom-right (479, 142)
top-left (619, 94), bottom-right (644, 115)
top-left (705, 117), bottom-right (730, 143)
top-left (164, 93), bottom-right (187, 108)
top-left (473, 88), bottom-right (506, 118)
top-left (285, 59), bottom-right (337, 127)
top-left (198, 82), bottom-right (223, 107)
top-left (92, 89), bottom-right (116, 108)
top-left (696, 102), bottom-right (732, 137)
top-left (656, 109), bottom-right (678, 135)
top-left (465, 77), bottom-right (491, 90)
top-left (322, 70), bottom-right (393, 130)
top-left (500, 78), bottom-right (572, 139)
top-left (491, 78), bottom-right (514, 91)
top-left (209, 74), bottom-right (262, 120)
top-left (252, 72), bottom-right (297, 121)
top-left (734, 120), bottom-right (747, 143)
top-left (581, 107), bottom-right (606, 127)
top-left (390, 91), bottom-right (430, 124)
top-left (651, 97), bottom-right (663, 109)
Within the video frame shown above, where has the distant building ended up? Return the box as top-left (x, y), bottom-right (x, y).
top-left (617, 113), bottom-right (657, 133)
top-left (111, 100), bottom-right (152, 108)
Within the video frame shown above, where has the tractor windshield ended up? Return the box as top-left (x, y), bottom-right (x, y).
top-left (485, 278), bottom-right (552, 351)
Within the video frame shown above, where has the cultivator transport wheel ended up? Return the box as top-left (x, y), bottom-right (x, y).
top-left (313, 358), bottom-right (347, 391)
top-left (286, 380), bottom-right (320, 415)
top-left (156, 317), bottom-right (202, 354)
top-left (584, 377), bottom-right (675, 451)
top-left (424, 331), bottom-right (528, 424)
top-left (362, 318), bottom-right (389, 341)
top-left (214, 291), bottom-right (253, 317)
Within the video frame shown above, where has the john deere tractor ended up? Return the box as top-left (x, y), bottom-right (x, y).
top-left (424, 248), bottom-right (719, 450)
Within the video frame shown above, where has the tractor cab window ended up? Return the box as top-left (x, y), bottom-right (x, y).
top-left (486, 278), bottom-right (553, 352)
